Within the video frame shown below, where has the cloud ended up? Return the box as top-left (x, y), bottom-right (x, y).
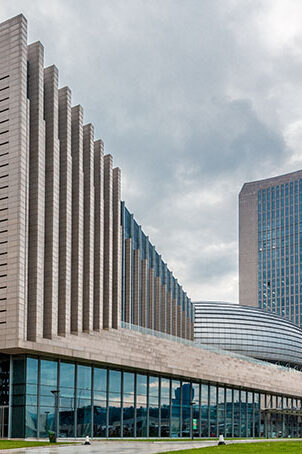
top-left (1, 0), bottom-right (300, 302)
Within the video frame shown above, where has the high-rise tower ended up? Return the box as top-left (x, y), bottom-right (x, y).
top-left (239, 169), bottom-right (302, 327)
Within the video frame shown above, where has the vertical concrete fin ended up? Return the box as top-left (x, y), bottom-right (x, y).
top-left (141, 259), bottom-right (148, 328)
top-left (112, 167), bottom-right (121, 329)
top-left (124, 238), bottom-right (132, 323)
top-left (0, 15), bottom-right (29, 343)
top-left (71, 105), bottom-right (84, 334)
top-left (133, 249), bottom-right (140, 326)
top-left (83, 123), bottom-right (94, 333)
top-left (161, 283), bottom-right (167, 334)
top-left (27, 41), bottom-right (46, 341)
top-left (58, 86), bottom-right (72, 336)
top-left (149, 268), bottom-right (155, 330)
top-left (94, 139), bottom-right (104, 331)
top-left (43, 65), bottom-right (60, 339)
top-left (103, 154), bottom-right (113, 329)
top-left (155, 276), bottom-right (161, 332)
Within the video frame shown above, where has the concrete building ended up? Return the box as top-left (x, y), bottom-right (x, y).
top-left (1, 13), bottom-right (302, 440)
top-left (239, 169), bottom-right (302, 328)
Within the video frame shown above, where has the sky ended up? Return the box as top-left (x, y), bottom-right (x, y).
top-left (1, 0), bottom-right (302, 303)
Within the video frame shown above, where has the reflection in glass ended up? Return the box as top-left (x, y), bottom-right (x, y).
top-left (39, 360), bottom-right (57, 438)
top-left (160, 378), bottom-right (170, 437)
top-left (209, 386), bottom-right (217, 437)
top-left (240, 391), bottom-right (247, 437)
top-left (25, 358), bottom-right (38, 437)
top-left (108, 370), bottom-right (121, 437)
top-left (201, 384), bottom-right (209, 437)
top-left (182, 382), bottom-right (191, 437)
top-left (217, 387), bottom-right (225, 436)
top-left (149, 376), bottom-right (159, 437)
top-left (123, 372), bottom-right (134, 437)
top-left (59, 362), bottom-right (75, 437)
top-left (171, 380), bottom-right (180, 437)
top-left (225, 388), bottom-right (232, 437)
top-left (93, 368), bottom-right (107, 437)
top-left (247, 392), bottom-right (253, 437)
top-left (136, 374), bottom-right (147, 436)
top-left (192, 383), bottom-right (200, 437)
top-left (77, 365), bottom-right (91, 437)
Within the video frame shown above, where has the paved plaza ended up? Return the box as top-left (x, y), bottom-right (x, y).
top-left (1, 439), bottom-right (302, 454)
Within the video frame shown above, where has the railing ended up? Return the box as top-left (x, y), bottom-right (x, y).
top-left (121, 321), bottom-right (302, 374)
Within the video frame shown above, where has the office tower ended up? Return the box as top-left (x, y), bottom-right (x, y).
top-left (239, 169), bottom-right (302, 327)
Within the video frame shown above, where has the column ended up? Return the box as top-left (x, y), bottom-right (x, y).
top-left (93, 139), bottom-right (104, 331)
top-left (112, 166), bottom-right (121, 329)
top-left (124, 238), bottom-right (132, 323)
top-left (103, 154), bottom-right (113, 329)
top-left (83, 124), bottom-right (94, 332)
top-left (27, 41), bottom-right (45, 341)
top-left (70, 105), bottom-right (84, 334)
top-left (58, 86), bottom-right (72, 336)
top-left (43, 65), bottom-right (59, 338)
top-left (0, 15), bottom-right (29, 344)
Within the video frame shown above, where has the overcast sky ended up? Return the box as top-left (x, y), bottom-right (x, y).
top-left (2, 0), bottom-right (302, 303)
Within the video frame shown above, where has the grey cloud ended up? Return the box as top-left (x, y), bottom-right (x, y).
top-left (1, 0), bottom-right (298, 302)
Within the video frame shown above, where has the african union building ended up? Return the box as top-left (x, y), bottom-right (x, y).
top-left (1, 13), bottom-right (302, 440)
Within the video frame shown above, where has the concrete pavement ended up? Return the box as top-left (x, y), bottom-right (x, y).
top-left (2, 438), bottom-right (302, 454)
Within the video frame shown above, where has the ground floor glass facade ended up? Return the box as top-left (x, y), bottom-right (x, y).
top-left (4, 355), bottom-right (302, 438)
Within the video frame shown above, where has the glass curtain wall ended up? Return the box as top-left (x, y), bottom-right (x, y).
top-left (9, 355), bottom-right (302, 439)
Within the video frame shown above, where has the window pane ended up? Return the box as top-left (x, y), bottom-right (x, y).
top-left (201, 384), bottom-right (209, 437)
top-left (59, 362), bottom-right (75, 437)
top-left (171, 380), bottom-right (180, 437)
top-left (161, 378), bottom-right (170, 437)
top-left (39, 360), bottom-right (58, 438)
top-left (77, 365), bottom-right (91, 437)
top-left (123, 372), bottom-right (134, 404)
top-left (149, 377), bottom-right (159, 437)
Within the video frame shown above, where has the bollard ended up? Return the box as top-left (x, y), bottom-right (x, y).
top-left (84, 435), bottom-right (91, 445)
top-left (218, 434), bottom-right (226, 445)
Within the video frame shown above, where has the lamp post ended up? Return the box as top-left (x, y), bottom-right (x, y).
top-left (51, 389), bottom-right (60, 442)
top-left (190, 400), bottom-right (196, 440)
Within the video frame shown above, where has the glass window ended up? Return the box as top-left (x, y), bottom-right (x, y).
top-left (123, 372), bottom-right (134, 437)
top-left (160, 378), bottom-right (170, 437)
top-left (25, 358), bottom-right (38, 437)
top-left (192, 383), bottom-right (200, 437)
top-left (93, 368), bottom-right (107, 437)
top-left (39, 359), bottom-right (58, 438)
top-left (59, 362), bottom-right (75, 437)
top-left (171, 380), bottom-right (180, 437)
top-left (201, 384), bottom-right (209, 437)
top-left (108, 370), bottom-right (121, 437)
top-left (182, 382), bottom-right (191, 437)
top-left (77, 365), bottom-right (91, 437)
top-left (247, 392), bottom-right (253, 437)
top-left (209, 386), bottom-right (217, 437)
top-left (225, 388), bottom-right (233, 437)
top-left (217, 387), bottom-right (225, 436)
top-left (240, 391), bottom-right (247, 437)
top-left (149, 376), bottom-right (159, 437)
top-left (136, 374), bottom-right (147, 437)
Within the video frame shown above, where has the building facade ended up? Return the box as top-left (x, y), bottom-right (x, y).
top-left (1, 13), bottom-right (302, 440)
top-left (239, 169), bottom-right (302, 328)
top-left (194, 301), bottom-right (302, 368)
top-left (121, 203), bottom-right (193, 339)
